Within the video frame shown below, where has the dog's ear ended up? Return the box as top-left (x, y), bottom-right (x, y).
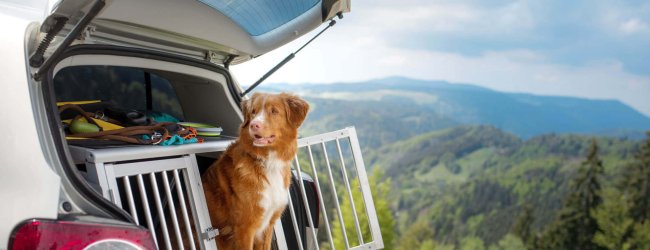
top-left (240, 99), bottom-right (250, 128)
top-left (240, 94), bottom-right (255, 128)
top-left (283, 93), bottom-right (309, 128)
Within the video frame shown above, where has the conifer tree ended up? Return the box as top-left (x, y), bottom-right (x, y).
top-left (538, 139), bottom-right (605, 250)
top-left (628, 221), bottom-right (650, 249)
top-left (511, 204), bottom-right (534, 247)
top-left (593, 189), bottom-right (633, 250)
top-left (622, 132), bottom-right (650, 222)
top-left (614, 131), bottom-right (650, 250)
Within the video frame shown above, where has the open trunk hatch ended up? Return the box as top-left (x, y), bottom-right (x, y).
top-left (43, 0), bottom-right (351, 65)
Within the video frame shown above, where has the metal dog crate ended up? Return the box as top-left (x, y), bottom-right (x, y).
top-left (70, 127), bottom-right (383, 250)
top-left (69, 140), bottom-right (232, 250)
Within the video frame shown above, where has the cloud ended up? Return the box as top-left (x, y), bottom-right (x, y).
top-left (357, 0), bottom-right (537, 44)
top-left (597, 1), bottom-right (650, 35)
top-left (619, 18), bottom-right (648, 34)
top-left (233, 33), bottom-right (650, 115)
top-left (231, 0), bottom-right (650, 116)
top-left (361, 3), bottom-right (479, 33)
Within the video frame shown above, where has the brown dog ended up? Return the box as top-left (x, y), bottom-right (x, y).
top-left (202, 92), bottom-right (309, 249)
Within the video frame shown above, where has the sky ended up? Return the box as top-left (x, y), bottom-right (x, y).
top-left (232, 0), bottom-right (650, 117)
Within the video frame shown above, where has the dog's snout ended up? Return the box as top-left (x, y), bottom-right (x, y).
top-left (250, 120), bottom-right (263, 131)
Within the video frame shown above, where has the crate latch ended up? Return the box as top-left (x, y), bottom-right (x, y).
top-left (202, 226), bottom-right (219, 241)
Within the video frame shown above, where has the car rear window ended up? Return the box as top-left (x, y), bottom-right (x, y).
top-left (53, 66), bottom-right (184, 120)
top-left (198, 0), bottom-right (319, 36)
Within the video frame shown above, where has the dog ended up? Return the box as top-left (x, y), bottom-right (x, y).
top-left (201, 92), bottom-right (309, 250)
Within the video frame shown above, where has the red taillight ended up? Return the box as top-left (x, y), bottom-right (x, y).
top-left (9, 219), bottom-right (156, 250)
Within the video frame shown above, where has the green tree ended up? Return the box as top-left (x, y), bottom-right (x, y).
top-left (332, 168), bottom-right (396, 249)
top-left (420, 239), bottom-right (436, 250)
top-left (538, 139), bottom-right (605, 250)
top-left (395, 220), bottom-right (434, 250)
top-left (593, 189), bottom-right (634, 250)
top-left (488, 234), bottom-right (526, 250)
top-left (460, 236), bottom-right (486, 250)
top-left (614, 132), bottom-right (650, 250)
top-left (628, 221), bottom-right (650, 249)
top-left (511, 204), bottom-right (534, 247)
top-left (622, 132), bottom-right (650, 222)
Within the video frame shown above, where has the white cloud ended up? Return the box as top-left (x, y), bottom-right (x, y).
top-left (597, 1), bottom-right (650, 36)
top-left (356, 2), bottom-right (471, 26)
top-left (341, 0), bottom-right (536, 39)
top-left (491, 1), bottom-right (536, 32)
top-left (620, 18), bottom-right (648, 34)
top-left (365, 3), bottom-right (478, 33)
top-left (232, 31), bottom-right (650, 116)
top-left (231, 0), bottom-right (650, 117)
top-left (378, 54), bottom-right (407, 66)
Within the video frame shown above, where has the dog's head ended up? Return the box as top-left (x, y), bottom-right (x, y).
top-left (240, 92), bottom-right (309, 147)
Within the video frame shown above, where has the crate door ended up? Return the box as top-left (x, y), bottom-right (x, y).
top-left (278, 127), bottom-right (384, 250)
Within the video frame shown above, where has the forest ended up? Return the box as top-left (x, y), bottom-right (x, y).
top-left (371, 126), bottom-right (649, 249)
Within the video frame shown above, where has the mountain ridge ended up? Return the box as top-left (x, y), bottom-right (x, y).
top-left (256, 76), bottom-right (650, 139)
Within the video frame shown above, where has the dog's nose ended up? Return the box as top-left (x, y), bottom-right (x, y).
top-left (250, 121), bottom-right (263, 131)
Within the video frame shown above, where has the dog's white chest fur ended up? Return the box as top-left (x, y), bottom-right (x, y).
top-left (257, 151), bottom-right (289, 238)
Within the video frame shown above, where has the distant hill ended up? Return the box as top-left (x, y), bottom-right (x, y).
top-left (257, 76), bottom-right (650, 140)
top-left (296, 97), bottom-right (458, 148)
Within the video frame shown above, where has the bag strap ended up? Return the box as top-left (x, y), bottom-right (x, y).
top-left (59, 103), bottom-right (174, 144)
top-left (72, 122), bottom-right (173, 145)
top-left (58, 104), bottom-right (104, 130)
top-left (58, 103), bottom-right (124, 126)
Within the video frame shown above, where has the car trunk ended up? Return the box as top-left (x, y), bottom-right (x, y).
top-left (45, 46), bottom-right (384, 250)
top-left (45, 46), bottom-right (242, 249)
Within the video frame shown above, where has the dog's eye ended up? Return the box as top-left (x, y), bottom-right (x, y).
top-left (251, 109), bottom-right (256, 115)
top-left (271, 108), bottom-right (279, 115)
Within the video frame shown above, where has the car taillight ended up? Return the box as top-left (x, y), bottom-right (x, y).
top-left (9, 219), bottom-right (156, 250)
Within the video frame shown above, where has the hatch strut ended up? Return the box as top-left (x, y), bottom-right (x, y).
top-left (241, 15), bottom-right (342, 97)
top-left (32, 0), bottom-right (105, 81)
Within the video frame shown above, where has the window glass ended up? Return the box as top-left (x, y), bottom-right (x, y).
top-left (53, 66), bottom-right (184, 120)
top-left (198, 0), bottom-right (319, 36)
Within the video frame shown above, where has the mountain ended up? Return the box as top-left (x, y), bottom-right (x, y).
top-left (296, 97), bottom-right (458, 148)
top-left (257, 76), bottom-right (650, 140)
